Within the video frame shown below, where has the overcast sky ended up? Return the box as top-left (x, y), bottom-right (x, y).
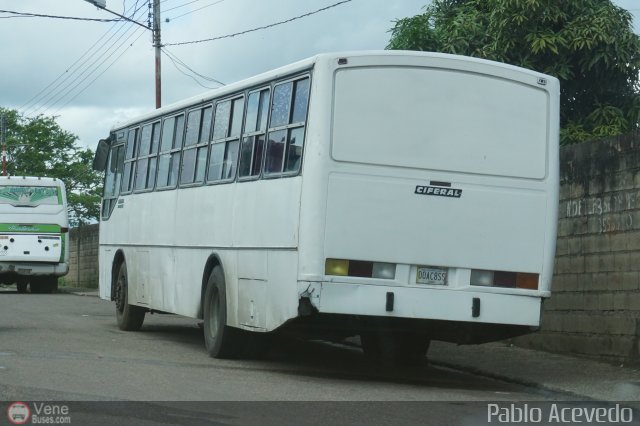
top-left (0, 0), bottom-right (638, 151)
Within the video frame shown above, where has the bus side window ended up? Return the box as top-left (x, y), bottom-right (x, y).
top-left (114, 145), bottom-right (125, 195)
top-left (181, 106), bottom-right (211, 185)
top-left (121, 127), bottom-right (139, 193)
top-left (134, 123), bottom-right (153, 191)
top-left (265, 76), bottom-right (309, 176)
top-left (157, 114), bottom-right (185, 189)
top-left (238, 88), bottom-right (270, 179)
top-left (102, 143), bottom-right (124, 219)
top-left (208, 96), bottom-right (244, 183)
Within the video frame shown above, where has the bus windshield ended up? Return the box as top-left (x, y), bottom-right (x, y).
top-left (0, 186), bottom-right (60, 206)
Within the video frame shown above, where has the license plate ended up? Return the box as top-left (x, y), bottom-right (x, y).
top-left (416, 266), bottom-right (447, 285)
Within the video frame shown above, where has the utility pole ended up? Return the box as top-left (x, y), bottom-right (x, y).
top-left (153, 0), bottom-right (162, 109)
top-left (0, 114), bottom-right (6, 177)
top-left (83, 0), bottom-right (160, 108)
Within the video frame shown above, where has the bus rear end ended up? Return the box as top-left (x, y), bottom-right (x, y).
top-left (297, 52), bottom-right (559, 356)
top-left (0, 177), bottom-right (69, 293)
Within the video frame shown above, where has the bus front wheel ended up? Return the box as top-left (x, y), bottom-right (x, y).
top-left (114, 261), bottom-right (146, 331)
top-left (203, 266), bottom-right (244, 359)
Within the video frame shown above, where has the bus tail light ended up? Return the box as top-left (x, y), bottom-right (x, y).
top-left (471, 269), bottom-right (539, 290)
top-left (325, 259), bottom-right (396, 279)
top-left (516, 273), bottom-right (539, 290)
top-left (470, 270), bottom-right (493, 286)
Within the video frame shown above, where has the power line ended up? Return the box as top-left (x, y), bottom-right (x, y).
top-left (162, 49), bottom-right (217, 89)
top-left (0, 9), bottom-right (121, 22)
top-left (162, 47), bottom-right (225, 88)
top-left (23, 5), bottom-right (145, 115)
top-left (53, 30), bottom-right (148, 115)
top-left (165, 0), bottom-right (226, 21)
top-left (23, 4), bottom-right (148, 117)
top-left (164, 0), bottom-right (353, 46)
top-left (163, 0), bottom-right (208, 13)
top-left (20, 2), bottom-right (145, 113)
top-left (35, 16), bottom-right (148, 117)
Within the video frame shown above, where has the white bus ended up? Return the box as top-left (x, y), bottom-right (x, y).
top-left (94, 51), bottom-right (559, 361)
top-left (0, 176), bottom-right (70, 293)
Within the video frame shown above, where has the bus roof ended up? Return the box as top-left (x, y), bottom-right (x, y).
top-left (109, 50), bottom-right (554, 133)
top-left (0, 176), bottom-right (64, 187)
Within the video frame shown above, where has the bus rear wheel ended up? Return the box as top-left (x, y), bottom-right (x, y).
top-left (16, 281), bottom-right (27, 293)
top-left (114, 261), bottom-right (146, 331)
top-left (203, 266), bottom-right (244, 359)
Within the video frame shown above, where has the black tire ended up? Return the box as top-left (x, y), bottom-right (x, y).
top-left (43, 276), bottom-right (58, 293)
top-left (361, 331), bottom-right (430, 365)
top-left (30, 278), bottom-right (46, 294)
top-left (203, 266), bottom-right (244, 359)
top-left (16, 282), bottom-right (27, 293)
top-left (114, 261), bottom-right (146, 331)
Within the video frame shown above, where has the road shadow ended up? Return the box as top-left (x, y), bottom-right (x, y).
top-left (123, 319), bottom-right (530, 395)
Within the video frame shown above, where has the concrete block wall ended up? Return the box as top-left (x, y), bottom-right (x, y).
top-left (66, 223), bottom-right (99, 288)
top-left (515, 133), bottom-right (640, 363)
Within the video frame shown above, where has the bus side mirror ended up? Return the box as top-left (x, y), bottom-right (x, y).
top-left (93, 138), bottom-right (110, 172)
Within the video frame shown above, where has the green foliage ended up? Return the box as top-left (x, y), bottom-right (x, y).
top-left (0, 108), bottom-right (101, 225)
top-left (387, 0), bottom-right (640, 144)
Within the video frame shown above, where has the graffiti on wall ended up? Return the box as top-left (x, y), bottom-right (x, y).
top-left (565, 191), bottom-right (636, 233)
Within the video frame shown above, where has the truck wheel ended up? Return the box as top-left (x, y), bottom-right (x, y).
top-left (203, 266), bottom-right (244, 358)
top-left (114, 261), bottom-right (146, 331)
top-left (16, 282), bottom-right (27, 293)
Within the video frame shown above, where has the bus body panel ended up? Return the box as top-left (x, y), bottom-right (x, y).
top-left (298, 53), bottom-right (558, 331)
top-left (314, 282), bottom-right (541, 326)
top-left (323, 172), bottom-right (548, 278)
top-left (0, 233), bottom-right (62, 263)
top-left (99, 176), bottom-right (303, 329)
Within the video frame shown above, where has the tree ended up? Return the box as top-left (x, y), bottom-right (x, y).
top-left (0, 108), bottom-right (101, 225)
top-left (387, 0), bottom-right (640, 144)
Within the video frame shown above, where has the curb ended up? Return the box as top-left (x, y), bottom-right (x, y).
top-left (58, 287), bottom-right (100, 297)
top-left (428, 358), bottom-right (591, 401)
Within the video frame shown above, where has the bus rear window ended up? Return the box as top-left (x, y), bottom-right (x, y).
top-left (0, 186), bottom-right (60, 206)
top-left (331, 67), bottom-right (549, 179)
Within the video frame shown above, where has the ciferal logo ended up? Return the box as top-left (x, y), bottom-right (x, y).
top-left (415, 184), bottom-right (462, 198)
top-left (7, 402), bottom-right (30, 425)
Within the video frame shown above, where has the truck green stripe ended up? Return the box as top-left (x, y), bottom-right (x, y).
top-left (0, 223), bottom-right (62, 233)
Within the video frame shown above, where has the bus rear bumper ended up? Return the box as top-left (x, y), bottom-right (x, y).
top-left (302, 281), bottom-right (542, 327)
top-left (0, 261), bottom-right (68, 278)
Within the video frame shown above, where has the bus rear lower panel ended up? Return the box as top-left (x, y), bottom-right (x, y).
top-left (292, 281), bottom-right (543, 344)
top-left (284, 312), bottom-right (537, 345)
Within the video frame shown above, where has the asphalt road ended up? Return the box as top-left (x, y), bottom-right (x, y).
top-left (0, 288), bottom-right (577, 425)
